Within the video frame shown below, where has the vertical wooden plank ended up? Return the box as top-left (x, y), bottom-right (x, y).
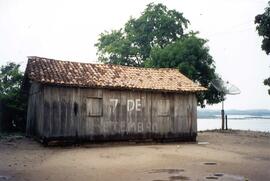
top-left (39, 85), bottom-right (44, 136)
top-left (66, 88), bottom-right (71, 137)
top-left (43, 86), bottom-right (51, 138)
top-left (26, 84), bottom-right (34, 136)
top-left (173, 94), bottom-right (179, 134)
top-left (60, 97), bottom-right (67, 136)
top-left (145, 92), bottom-right (152, 134)
top-left (75, 87), bottom-right (81, 137)
top-left (126, 91), bottom-right (136, 134)
top-left (80, 89), bottom-right (87, 138)
top-left (101, 89), bottom-right (108, 137)
top-left (120, 91), bottom-right (127, 135)
top-left (192, 94), bottom-right (197, 133)
top-left (181, 94), bottom-right (188, 133)
top-left (112, 90), bottom-right (121, 134)
top-left (36, 84), bottom-right (44, 136)
top-left (140, 91), bottom-right (151, 135)
top-left (169, 93), bottom-right (175, 134)
top-left (52, 100), bottom-right (59, 137)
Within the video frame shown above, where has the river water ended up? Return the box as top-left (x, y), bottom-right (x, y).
top-left (198, 115), bottom-right (270, 132)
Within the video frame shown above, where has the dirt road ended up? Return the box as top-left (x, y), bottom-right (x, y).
top-left (0, 130), bottom-right (269, 181)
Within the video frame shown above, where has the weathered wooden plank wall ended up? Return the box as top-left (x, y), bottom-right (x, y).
top-left (26, 82), bottom-right (44, 137)
top-left (27, 83), bottom-right (198, 141)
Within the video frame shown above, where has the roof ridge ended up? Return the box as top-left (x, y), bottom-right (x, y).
top-left (27, 56), bottom-right (180, 72)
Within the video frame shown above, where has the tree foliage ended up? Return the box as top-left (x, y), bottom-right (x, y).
top-left (95, 3), bottom-right (189, 67)
top-left (255, 1), bottom-right (270, 94)
top-left (264, 77), bottom-right (270, 95)
top-left (255, 1), bottom-right (270, 55)
top-left (0, 62), bottom-right (26, 131)
top-left (95, 3), bottom-right (223, 107)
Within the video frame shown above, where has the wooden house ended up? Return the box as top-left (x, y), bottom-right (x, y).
top-left (22, 56), bottom-right (206, 143)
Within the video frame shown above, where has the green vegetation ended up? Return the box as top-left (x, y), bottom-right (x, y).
top-left (95, 3), bottom-right (223, 107)
top-left (0, 62), bottom-right (26, 132)
top-left (95, 3), bottom-right (189, 67)
top-left (255, 1), bottom-right (270, 95)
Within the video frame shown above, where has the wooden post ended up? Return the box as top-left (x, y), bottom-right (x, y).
top-left (221, 101), bottom-right (224, 130)
top-left (225, 115), bottom-right (228, 130)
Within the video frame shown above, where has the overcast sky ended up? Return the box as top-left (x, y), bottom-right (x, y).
top-left (0, 0), bottom-right (269, 110)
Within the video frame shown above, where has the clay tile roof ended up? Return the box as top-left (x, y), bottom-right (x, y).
top-left (24, 56), bottom-right (206, 93)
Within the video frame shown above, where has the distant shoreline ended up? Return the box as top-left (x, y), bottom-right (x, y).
top-left (198, 129), bottom-right (270, 135)
top-left (198, 109), bottom-right (270, 119)
top-left (198, 116), bottom-right (270, 119)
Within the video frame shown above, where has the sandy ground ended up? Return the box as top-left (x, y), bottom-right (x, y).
top-left (0, 130), bottom-right (269, 181)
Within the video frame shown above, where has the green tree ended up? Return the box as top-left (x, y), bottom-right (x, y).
top-left (95, 3), bottom-right (189, 67)
top-left (95, 3), bottom-right (223, 107)
top-left (255, 1), bottom-right (270, 94)
top-left (264, 78), bottom-right (270, 95)
top-left (0, 62), bottom-right (26, 131)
